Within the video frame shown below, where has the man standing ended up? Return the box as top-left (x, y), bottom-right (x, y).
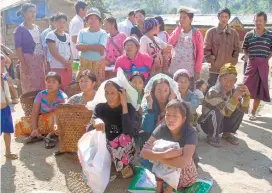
top-left (69, 1), bottom-right (88, 60)
top-left (118, 11), bottom-right (136, 37)
top-left (204, 8), bottom-right (240, 91)
top-left (242, 12), bottom-right (272, 121)
top-left (41, 15), bottom-right (55, 73)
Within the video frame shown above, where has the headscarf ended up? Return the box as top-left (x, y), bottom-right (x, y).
top-left (219, 63), bottom-right (237, 78)
top-left (123, 36), bottom-right (140, 50)
top-left (141, 73), bottom-right (181, 108)
top-left (143, 18), bottom-right (159, 33)
top-left (86, 68), bottom-right (140, 111)
top-left (173, 69), bottom-right (192, 81)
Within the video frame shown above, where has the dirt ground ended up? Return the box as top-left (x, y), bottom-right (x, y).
top-left (1, 59), bottom-right (272, 193)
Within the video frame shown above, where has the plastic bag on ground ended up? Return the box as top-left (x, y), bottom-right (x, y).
top-left (78, 130), bottom-right (111, 193)
top-left (128, 167), bottom-right (213, 193)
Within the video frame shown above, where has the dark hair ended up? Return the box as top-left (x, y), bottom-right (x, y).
top-left (46, 72), bottom-right (61, 84)
top-left (129, 72), bottom-right (145, 82)
top-left (151, 78), bottom-right (170, 99)
top-left (217, 7), bottom-right (231, 18)
top-left (135, 9), bottom-right (146, 17)
top-left (128, 11), bottom-right (135, 17)
top-left (155, 16), bottom-right (165, 31)
top-left (16, 3), bottom-right (36, 17)
top-left (79, 70), bottom-right (97, 82)
top-left (75, 1), bottom-right (88, 14)
top-left (105, 80), bottom-right (122, 91)
top-left (55, 12), bottom-right (68, 21)
top-left (105, 17), bottom-right (118, 31)
top-left (195, 79), bottom-right (205, 89)
top-left (166, 99), bottom-right (190, 125)
top-left (50, 15), bottom-right (56, 22)
top-left (255, 11), bottom-right (267, 21)
top-left (173, 72), bottom-right (190, 82)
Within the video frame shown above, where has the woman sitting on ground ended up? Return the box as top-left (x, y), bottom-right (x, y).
top-left (173, 69), bottom-right (200, 126)
top-left (87, 80), bottom-right (137, 179)
top-left (67, 70), bottom-right (96, 105)
top-left (15, 72), bottom-right (67, 148)
top-left (114, 37), bottom-right (153, 81)
top-left (141, 99), bottom-right (198, 193)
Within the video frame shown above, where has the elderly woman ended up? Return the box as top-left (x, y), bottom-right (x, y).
top-left (14, 3), bottom-right (46, 94)
top-left (76, 8), bottom-right (107, 86)
top-left (140, 18), bottom-right (171, 76)
top-left (198, 63), bottom-right (250, 147)
top-left (173, 69), bottom-right (200, 125)
top-left (15, 72), bottom-right (67, 148)
top-left (168, 6), bottom-right (203, 82)
top-left (67, 70), bottom-right (96, 104)
top-left (114, 37), bottom-right (153, 80)
top-left (87, 80), bottom-right (137, 179)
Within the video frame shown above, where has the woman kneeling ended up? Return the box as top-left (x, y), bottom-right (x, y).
top-left (141, 99), bottom-right (198, 193)
top-left (89, 81), bottom-right (137, 179)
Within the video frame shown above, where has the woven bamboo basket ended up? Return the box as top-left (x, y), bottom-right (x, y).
top-left (56, 104), bottom-right (92, 153)
top-left (64, 82), bottom-right (81, 98)
top-left (20, 90), bottom-right (41, 116)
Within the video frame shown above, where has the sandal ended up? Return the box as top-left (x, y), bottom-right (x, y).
top-left (44, 134), bottom-right (58, 149)
top-left (222, 134), bottom-right (239, 145)
top-left (24, 136), bottom-right (44, 144)
top-left (5, 153), bottom-right (18, 160)
top-left (54, 150), bottom-right (64, 156)
top-left (121, 164), bottom-right (134, 179)
top-left (249, 114), bottom-right (257, 121)
top-left (206, 136), bottom-right (221, 147)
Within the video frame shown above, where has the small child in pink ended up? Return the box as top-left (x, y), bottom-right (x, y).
top-left (114, 37), bottom-right (153, 80)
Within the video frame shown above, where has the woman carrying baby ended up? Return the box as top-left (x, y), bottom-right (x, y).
top-left (140, 99), bottom-right (198, 193)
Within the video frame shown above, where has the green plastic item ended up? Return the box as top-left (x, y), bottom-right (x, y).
top-left (72, 60), bottom-right (79, 73)
top-left (128, 167), bottom-right (213, 193)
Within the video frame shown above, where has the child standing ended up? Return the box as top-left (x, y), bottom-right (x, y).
top-left (1, 54), bottom-right (18, 159)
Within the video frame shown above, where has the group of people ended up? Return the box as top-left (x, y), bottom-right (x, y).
top-left (1, 0), bottom-right (271, 192)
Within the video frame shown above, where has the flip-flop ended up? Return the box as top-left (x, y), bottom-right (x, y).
top-left (54, 151), bottom-right (64, 156)
top-left (222, 135), bottom-right (239, 145)
top-left (5, 153), bottom-right (18, 160)
top-left (206, 136), bottom-right (222, 147)
top-left (44, 137), bottom-right (58, 149)
top-left (24, 136), bottom-right (44, 144)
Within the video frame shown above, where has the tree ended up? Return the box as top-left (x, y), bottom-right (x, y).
top-left (200, 0), bottom-right (221, 13)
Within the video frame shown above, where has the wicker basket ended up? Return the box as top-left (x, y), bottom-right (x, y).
top-left (20, 90), bottom-right (41, 116)
top-left (56, 104), bottom-right (92, 153)
top-left (64, 82), bottom-right (81, 98)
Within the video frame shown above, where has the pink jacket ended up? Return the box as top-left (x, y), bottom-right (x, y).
top-left (168, 25), bottom-right (204, 73)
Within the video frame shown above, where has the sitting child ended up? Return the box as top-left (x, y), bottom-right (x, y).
top-left (194, 79), bottom-right (206, 103)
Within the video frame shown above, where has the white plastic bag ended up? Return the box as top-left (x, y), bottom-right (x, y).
top-left (152, 139), bottom-right (181, 190)
top-left (78, 130), bottom-right (112, 193)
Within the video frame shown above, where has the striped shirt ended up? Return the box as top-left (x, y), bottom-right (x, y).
top-left (34, 89), bottom-right (67, 114)
top-left (242, 29), bottom-right (272, 58)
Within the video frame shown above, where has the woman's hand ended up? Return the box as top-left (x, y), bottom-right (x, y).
top-left (145, 92), bottom-right (153, 106)
top-left (93, 118), bottom-right (105, 132)
top-left (168, 89), bottom-right (176, 101)
top-left (162, 148), bottom-right (183, 159)
top-left (30, 129), bottom-right (41, 137)
top-left (119, 88), bottom-right (127, 106)
top-left (194, 72), bottom-right (200, 81)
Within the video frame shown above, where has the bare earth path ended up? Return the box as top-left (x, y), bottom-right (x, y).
top-left (1, 59), bottom-right (272, 193)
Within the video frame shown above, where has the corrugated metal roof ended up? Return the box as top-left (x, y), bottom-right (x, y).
top-left (161, 14), bottom-right (272, 27)
top-left (0, 0), bottom-right (30, 11)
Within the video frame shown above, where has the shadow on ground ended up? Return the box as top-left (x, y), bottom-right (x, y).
top-left (1, 159), bottom-right (16, 193)
top-left (198, 132), bottom-right (272, 187)
top-left (18, 139), bottom-right (55, 181)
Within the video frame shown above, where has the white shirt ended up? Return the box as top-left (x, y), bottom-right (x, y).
top-left (69, 15), bottom-right (84, 60)
top-left (139, 35), bottom-right (167, 56)
top-left (157, 31), bottom-right (168, 43)
top-left (118, 19), bottom-right (133, 37)
top-left (46, 31), bottom-right (71, 68)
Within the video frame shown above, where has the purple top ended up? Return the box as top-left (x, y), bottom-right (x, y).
top-left (14, 24), bottom-right (36, 54)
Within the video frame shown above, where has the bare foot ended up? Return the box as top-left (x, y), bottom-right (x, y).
top-left (164, 185), bottom-right (173, 193)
